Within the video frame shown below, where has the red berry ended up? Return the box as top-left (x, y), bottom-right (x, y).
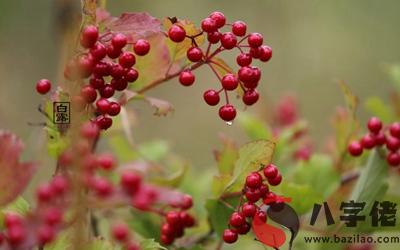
top-left (96, 116), bottom-right (113, 130)
top-left (37, 225), bottom-right (55, 245)
top-left (4, 213), bottom-right (23, 228)
top-left (160, 234), bottom-right (174, 245)
top-left (259, 184), bottom-right (269, 197)
top-left (180, 212), bottom-right (195, 227)
top-left (187, 47), bottom-right (203, 62)
top-left (387, 152), bottom-right (400, 167)
top-left (250, 47), bottom-right (261, 59)
top-left (168, 25), bottom-right (186, 43)
top-left (348, 141), bottom-right (363, 156)
top-left (166, 211), bottom-right (181, 225)
top-left (375, 132), bottom-right (386, 146)
top-left (236, 53), bottom-right (252, 66)
top-left (219, 104), bottom-right (237, 121)
top-left (112, 223), bottom-right (129, 242)
top-left (245, 188), bottom-right (261, 203)
top-left (125, 68), bottom-right (139, 82)
top-left (236, 223), bottom-right (251, 235)
top-left (97, 153), bottom-right (115, 170)
top-left (43, 207), bottom-right (63, 226)
top-left (119, 52), bottom-right (136, 68)
top-left (221, 73), bottom-right (239, 90)
top-left (241, 203), bottom-right (257, 217)
top-left (108, 102), bottom-right (121, 116)
top-left (201, 17), bottom-right (217, 32)
top-left (232, 21), bottom-right (247, 36)
top-left (209, 11), bottom-right (226, 28)
top-left (111, 78), bottom-right (128, 91)
top-left (242, 89), bottom-right (259, 105)
top-left (258, 45), bottom-right (272, 62)
top-left (90, 77), bottom-right (105, 89)
top-left (161, 223), bottom-right (174, 236)
top-left (263, 164), bottom-right (278, 179)
top-left (248, 33), bottom-right (263, 48)
top-left (238, 66), bottom-right (254, 83)
top-left (386, 136), bottom-right (400, 151)
top-left (268, 173), bottom-right (282, 186)
top-left (37, 184), bottom-right (54, 203)
top-left (360, 134), bottom-right (376, 149)
top-left (80, 85), bottom-right (97, 103)
top-left (96, 98), bottom-right (111, 114)
top-left (111, 64), bottom-right (125, 79)
top-left (77, 54), bottom-right (94, 78)
top-left (93, 177), bottom-right (113, 197)
top-left (93, 62), bottom-right (111, 76)
top-left (221, 32), bottom-right (237, 50)
top-left (100, 85), bottom-right (115, 98)
top-left (90, 42), bottom-right (107, 60)
top-left (80, 25), bottom-right (98, 48)
top-left (181, 195), bottom-right (193, 210)
top-left (207, 31), bottom-right (221, 44)
top-left (367, 117), bottom-right (382, 134)
top-left (120, 171), bottom-right (142, 194)
top-left (51, 175), bottom-right (69, 195)
top-left (203, 90), bottom-right (220, 106)
top-left (179, 71), bottom-right (195, 86)
top-left (112, 33), bottom-right (128, 49)
top-left (256, 211), bottom-right (267, 222)
top-left (229, 212), bottom-right (245, 227)
top-left (36, 79), bottom-right (52, 94)
top-left (106, 45), bottom-right (122, 59)
top-left (246, 172), bottom-right (263, 188)
top-left (223, 229), bottom-right (238, 244)
top-left (390, 122), bottom-right (400, 138)
top-left (7, 225), bottom-right (26, 245)
top-left (133, 39), bottom-right (150, 56)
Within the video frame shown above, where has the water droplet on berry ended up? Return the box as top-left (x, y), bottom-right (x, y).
top-left (226, 121), bottom-right (233, 126)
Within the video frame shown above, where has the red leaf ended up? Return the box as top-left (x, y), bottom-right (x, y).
top-left (0, 131), bottom-right (37, 206)
top-left (103, 12), bottom-right (162, 42)
top-left (252, 212), bottom-right (286, 248)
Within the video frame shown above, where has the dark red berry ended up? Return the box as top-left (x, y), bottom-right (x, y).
top-left (96, 116), bottom-right (113, 130)
top-left (108, 102), bottom-right (121, 116)
top-left (263, 164), bottom-right (278, 179)
top-left (201, 17), bottom-right (217, 33)
top-left (93, 62), bottom-right (111, 76)
top-left (96, 98), bottom-right (111, 114)
top-left (7, 225), bottom-right (26, 245)
top-left (37, 225), bottom-right (55, 245)
top-left (245, 188), bottom-right (261, 203)
top-left (236, 53), bottom-right (252, 66)
top-left (133, 39), bottom-right (150, 56)
top-left (181, 195), bottom-right (193, 210)
top-left (256, 211), bottom-right (267, 222)
top-left (106, 45), bottom-right (122, 59)
top-left (161, 223), bottom-right (174, 236)
top-left (125, 68), bottom-right (139, 82)
top-left (360, 134), bottom-right (376, 149)
top-left (259, 184), bottom-right (269, 197)
top-left (111, 64), bottom-right (125, 79)
top-left (36, 79), bottom-right (52, 94)
top-left (100, 85), bottom-right (115, 98)
top-left (242, 89), bottom-right (259, 105)
top-left (120, 171), bottom-right (141, 194)
top-left (180, 211), bottom-right (195, 227)
top-left (160, 234), bottom-right (174, 245)
top-left (223, 229), bottom-right (238, 244)
top-left (221, 32), bottom-right (237, 50)
top-left (207, 31), bottom-right (221, 44)
top-left (111, 78), bottom-right (128, 91)
top-left (348, 141), bottom-right (363, 156)
top-left (246, 172), bottom-right (263, 188)
top-left (248, 33), bottom-right (263, 48)
top-left (203, 90), bottom-right (220, 106)
top-left (80, 85), bottom-right (97, 103)
top-left (119, 52), bottom-right (136, 68)
top-left (90, 77), bottom-right (105, 89)
top-left (387, 152), bottom-right (400, 167)
top-left (187, 47), bottom-right (203, 62)
top-left (268, 173), bottom-right (282, 186)
top-left (37, 184), bottom-right (54, 203)
top-left (229, 212), bottom-right (245, 227)
top-left (375, 132), bottom-right (386, 146)
top-left (90, 42), bottom-right (107, 60)
top-left (111, 223), bottom-right (129, 242)
top-left (258, 45), bottom-right (272, 62)
top-left (236, 223), bottom-right (251, 235)
top-left (93, 177), bottom-right (113, 197)
top-left (390, 122), bottom-right (400, 138)
top-left (166, 211), bottom-right (181, 225)
top-left (209, 11), bottom-right (226, 28)
top-left (219, 104), bottom-right (236, 121)
top-left (238, 66), bottom-right (254, 83)
top-left (97, 153), bottom-right (115, 170)
top-left (51, 175), bottom-right (69, 195)
top-left (77, 54), bottom-right (94, 78)
top-left (80, 25), bottom-right (98, 48)
top-left (112, 33), bottom-right (128, 49)
top-left (232, 21), bottom-right (247, 36)
top-left (241, 203), bottom-right (257, 217)
top-left (367, 117), bottom-right (382, 134)
top-left (5, 213), bottom-right (23, 228)
top-left (221, 73), bottom-right (239, 90)
top-left (250, 47), bottom-right (261, 59)
top-left (43, 207), bottom-right (63, 226)
top-left (386, 136), bottom-right (400, 151)
top-left (168, 25), bottom-right (186, 43)
top-left (179, 71), bottom-right (195, 86)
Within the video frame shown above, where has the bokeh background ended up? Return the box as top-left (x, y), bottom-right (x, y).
top-left (0, 1), bottom-right (400, 249)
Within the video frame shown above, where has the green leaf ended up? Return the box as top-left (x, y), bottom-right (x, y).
top-left (205, 198), bottom-right (237, 236)
top-left (224, 140), bottom-right (275, 193)
top-left (215, 136), bottom-right (238, 175)
top-left (140, 238), bottom-right (167, 250)
top-left (365, 96), bottom-right (396, 123)
top-left (151, 157), bottom-right (188, 187)
top-left (279, 182), bottom-right (322, 215)
top-left (237, 113), bottom-right (271, 140)
top-left (128, 211), bottom-right (161, 239)
top-left (347, 149), bottom-right (389, 232)
top-left (85, 238), bottom-right (119, 250)
top-left (109, 135), bottom-right (139, 162)
top-left (138, 140), bottom-right (169, 162)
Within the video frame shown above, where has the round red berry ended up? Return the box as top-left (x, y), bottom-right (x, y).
top-left (256, 211), bottom-right (267, 222)
top-left (100, 85), bottom-right (115, 98)
top-left (263, 164), bottom-right (278, 179)
top-left (166, 211), bottom-right (181, 225)
top-left (125, 68), bottom-right (139, 82)
top-left (96, 116), bottom-right (113, 130)
top-left (232, 21), bottom-right (247, 36)
top-left (90, 77), bottom-right (105, 89)
top-left (387, 152), bottom-right (400, 167)
top-left (367, 117), bottom-right (382, 134)
top-left (119, 52), bottom-right (136, 68)
top-left (179, 71), bottom-right (195, 86)
top-left (36, 79), bottom-right (52, 94)
top-left (133, 39), bottom-right (150, 56)
top-left (221, 32), bottom-right (237, 50)
top-left (258, 45), bottom-right (272, 62)
top-left (111, 223), bottom-right (129, 242)
top-left (80, 25), bottom-right (98, 48)
top-left (97, 153), bottom-right (115, 170)
top-left (229, 212), bottom-right (245, 227)
top-left (243, 89), bottom-right (259, 105)
top-left (236, 53), bottom-right (252, 66)
top-left (223, 229), bottom-right (238, 244)
top-left (245, 188), bottom-right (261, 203)
top-left (168, 25), bottom-right (186, 43)
top-left (120, 171), bottom-right (141, 194)
top-left (37, 184), bottom-right (54, 203)
top-left (80, 85), bottom-right (97, 103)
top-left (348, 141), bottom-right (363, 156)
top-left (160, 234), bottom-right (174, 245)
top-left (390, 122), bottom-right (400, 138)
top-left (201, 17), bottom-right (217, 32)
top-left (108, 102), bottom-right (121, 116)
top-left (268, 174), bottom-right (282, 186)
top-left (7, 225), bottom-right (26, 245)
top-left (386, 136), bottom-right (400, 151)
top-left (360, 134), bottom-right (376, 149)
top-left (180, 211), bottom-right (195, 227)
top-left (241, 203), bottom-right (257, 217)
top-left (246, 172), bottom-right (263, 188)
top-left (209, 11), bottom-right (226, 28)
top-left (106, 45), bottom-right (122, 59)
top-left (248, 33), bottom-right (263, 48)
top-left (207, 31), bottom-right (221, 44)
top-left (90, 42), bottom-right (107, 60)
top-left (37, 225), bottom-right (55, 245)
top-left (96, 98), bottom-right (111, 114)
top-left (187, 47), bottom-right (203, 62)
top-left (111, 78), bottom-right (128, 91)
top-left (112, 33), bottom-right (128, 49)
top-left (236, 223), bottom-right (251, 235)
top-left (375, 132), bottom-right (386, 146)
top-left (203, 90), bottom-right (220, 106)
top-left (181, 195), bottom-right (193, 210)
top-left (93, 177), bottom-right (113, 197)
top-left (221, 73), bottom-right (239, 90)
top-left (219, 104), bottom-right (237, 121)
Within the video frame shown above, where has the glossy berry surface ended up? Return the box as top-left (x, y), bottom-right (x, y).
top-left (168, 25), bottom-right (186, 42)
top-left (36, 79), bottom-right (52, 95)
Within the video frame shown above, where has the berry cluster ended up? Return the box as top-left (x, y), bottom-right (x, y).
top-left (160, 197), bottom-right (195, 245)
top-left (348, 117), bottom-right (400, 167)
top-left (223, 164), bottom-right (283, 244)
top-left (36, 25), bottom-right (150, 130)
top-left (168, 11), bottom-right (272, 122)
